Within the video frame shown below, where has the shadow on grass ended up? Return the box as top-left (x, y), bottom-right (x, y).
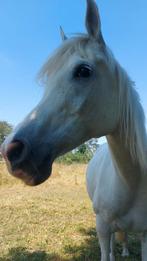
top-left (64, 227), bottom-right (141, 261)
top-left (0, 228), bottom-right (141, 261)
top-left (64, 227), bottom-right (100, 261)
top-left (0, 247), bottom-right (67, 261)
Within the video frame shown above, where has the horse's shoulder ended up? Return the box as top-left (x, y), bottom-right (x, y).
top-left (86, 143), bottom-right (115, 200)
top-left (86, 143), bottom-right (129, 219)
top-left (87, 143), bottom-right (113, 180)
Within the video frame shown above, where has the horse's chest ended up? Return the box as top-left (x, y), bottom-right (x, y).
top-left (113, 185), bottom-right (147, 232)
top-left (93, 178), bottom-right (147, 231)
top-left (93, 182), bottom-right (131, 222)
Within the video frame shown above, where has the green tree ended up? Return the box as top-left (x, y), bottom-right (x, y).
top-left (57, 139), bottom-right (99, 164)
top-left (78, 144), bottom-right (87, 154)
top-left (0, 121), bottom-right (13, 145)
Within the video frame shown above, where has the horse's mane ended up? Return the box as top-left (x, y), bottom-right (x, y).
top-left (38, 35), bottom-right (147, 171)
top-left (102, 46), bottom-right (147, 171)
top-left (116, 62), bottom-right (147, 172)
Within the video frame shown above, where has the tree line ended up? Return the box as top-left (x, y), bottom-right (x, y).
top-left (0, 121), bottom-right (13, 160)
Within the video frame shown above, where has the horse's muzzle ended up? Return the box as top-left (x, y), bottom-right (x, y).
top-left (6, 140), bottom-right (29, 166)
top-left (1, 139), bottom-right (53, 186)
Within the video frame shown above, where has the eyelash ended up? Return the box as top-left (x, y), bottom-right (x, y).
top-left (73, 64), bottom-right (93, 79)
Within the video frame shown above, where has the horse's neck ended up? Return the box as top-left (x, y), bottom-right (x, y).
top-left (107, 134), bottom-right (141, 190)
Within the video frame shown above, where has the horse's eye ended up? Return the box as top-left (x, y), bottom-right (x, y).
top-left (74, 64), bottom-right (93, 79)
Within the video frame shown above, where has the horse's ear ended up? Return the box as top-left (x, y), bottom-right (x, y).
top-left (59, 26), bottom-right (68, 41)
top-left (85, 0), bottom-right (105, 44)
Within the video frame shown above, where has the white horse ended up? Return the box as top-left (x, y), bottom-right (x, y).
top-left (1, 0), bottom-right (147, 260)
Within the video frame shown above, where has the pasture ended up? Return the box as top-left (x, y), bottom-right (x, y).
top-left (0, 162), bottom-right (140, 260)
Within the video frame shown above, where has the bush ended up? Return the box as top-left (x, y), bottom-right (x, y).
top-left (56, 144), bottom-right (93, 164)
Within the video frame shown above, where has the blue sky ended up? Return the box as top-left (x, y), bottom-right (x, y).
top-left (0, 0), bottom-right (147, 131)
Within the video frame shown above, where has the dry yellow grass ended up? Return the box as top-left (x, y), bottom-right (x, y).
top-left (0, 162), bottom-right (140, 260)
top-left (0, 161), bottom-right (21, 186)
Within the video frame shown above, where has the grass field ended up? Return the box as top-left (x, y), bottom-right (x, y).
top-left (0, 162), bottom-right (141, 260)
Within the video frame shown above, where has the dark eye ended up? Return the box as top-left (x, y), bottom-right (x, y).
top-left (73, 64), bottom-right (93, 79)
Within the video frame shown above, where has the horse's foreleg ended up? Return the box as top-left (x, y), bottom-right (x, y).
top-left (98, 232), bottom-right (111, 261)
top-left (96, 215), bottom-right (111, 261)
top-left (141, 232), bottom-right (147, 261)
top-left (110, 233), bottom-right (115, 261)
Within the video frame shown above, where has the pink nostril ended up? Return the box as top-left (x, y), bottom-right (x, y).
top-left (6, 141), bottom-right (26, 164)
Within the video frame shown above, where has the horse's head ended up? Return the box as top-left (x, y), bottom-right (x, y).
top-left (1, 0), bottom-right (119, 186)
